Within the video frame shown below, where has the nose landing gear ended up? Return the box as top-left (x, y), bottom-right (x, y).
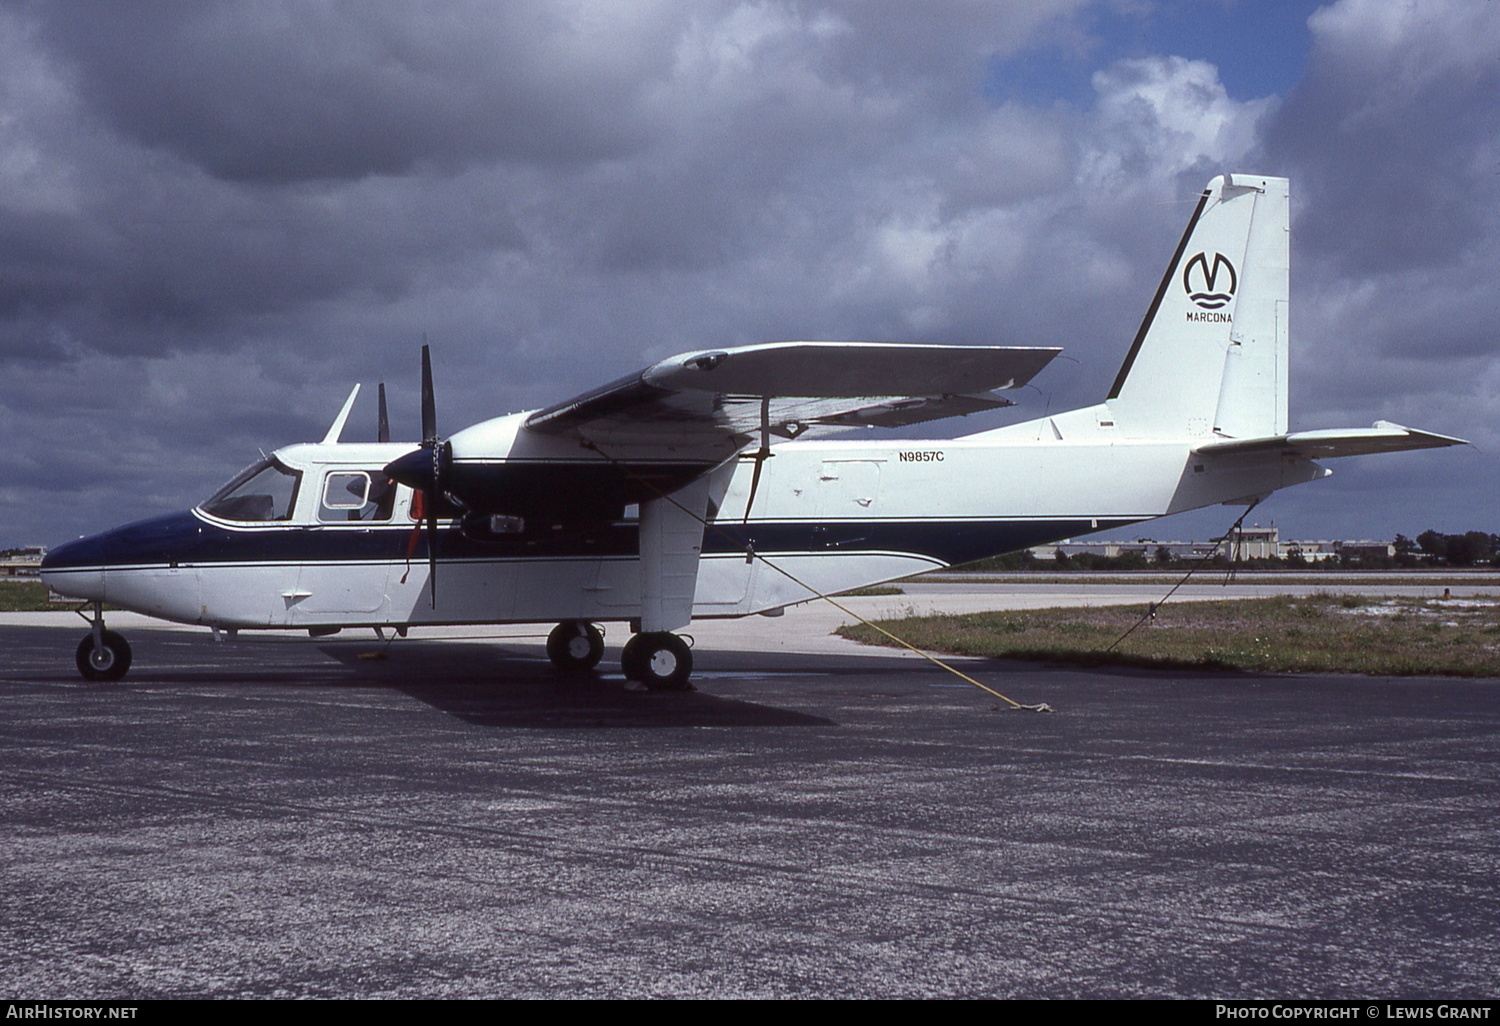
top-left (75, 602), bottom-right (131, 681)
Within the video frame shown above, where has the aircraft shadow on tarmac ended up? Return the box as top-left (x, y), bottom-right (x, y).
top-left (307, 640), bottom-right (839, 728)
top-left (52, 632), bottom-right (838, 728)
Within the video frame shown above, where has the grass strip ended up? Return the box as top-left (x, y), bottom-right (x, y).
top-left (0, 582), bottom-right (88, 612)
top-left (836, 593), bottom-right (1500, 677)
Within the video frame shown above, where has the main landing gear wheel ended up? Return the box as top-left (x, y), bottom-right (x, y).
top-left (75, 630), bottom-right (132, 682)
top-left (621, 632), bottom-right (693, 691)
top-left (546, 621), bottom-right (605, 672)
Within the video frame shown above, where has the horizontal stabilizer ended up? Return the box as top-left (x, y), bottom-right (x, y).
top-left (1194, 421), bottom-right (1468, 459)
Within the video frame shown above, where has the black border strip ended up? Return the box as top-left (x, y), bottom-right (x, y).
top-left (1106, 188), bottom-right (1212, 400)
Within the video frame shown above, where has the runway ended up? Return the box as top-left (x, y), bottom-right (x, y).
top-left (2, 581), bottom-right (1498, 998)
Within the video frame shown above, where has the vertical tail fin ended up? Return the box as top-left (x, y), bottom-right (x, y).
top-left (1106, 174), bottom-right (1289, 440)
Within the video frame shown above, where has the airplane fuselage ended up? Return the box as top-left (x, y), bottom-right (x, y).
top-left (40, 406), bottom-right (1326, 632)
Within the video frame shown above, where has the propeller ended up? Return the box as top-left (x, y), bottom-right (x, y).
top-left (421, 347), bottom-right (449, 606)
top-left (377, 382), bottom-right (390, 444)
top-left (383, 344), bottom-right (453, 607)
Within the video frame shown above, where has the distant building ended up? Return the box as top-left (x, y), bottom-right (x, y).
top-left (1029, 528), bottom-right (1394, 563)
top-left (1333, 540), bottom-right (1397, 561)
top-left (1, 546), bottom-right (46, 578)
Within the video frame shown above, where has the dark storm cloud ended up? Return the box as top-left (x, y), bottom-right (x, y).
top-left (31, 0), bottom-right (675, 183)
top-left (0, 210), bottom-right (105, 351)
top-left (1251, 0), bottom-right (1500, 497)
top-left (1263, 0), bottom-right (1500, 272)
top-left (0, 0), bottom-right (1493, 548)
top-left (0, 143), bottom-right (530, 361)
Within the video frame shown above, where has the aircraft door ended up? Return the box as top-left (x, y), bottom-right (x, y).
top-left (813, 459), bottom-right (882, 549)
top-left (293, 470), bottom-right (394, 618)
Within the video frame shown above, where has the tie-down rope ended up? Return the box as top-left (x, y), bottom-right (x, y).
top-left (583, 440), bottom-right (1053, 712)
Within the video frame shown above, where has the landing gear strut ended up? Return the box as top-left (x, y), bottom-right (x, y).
top-left (621, 632), bottom-right (693, 691)
top-left (75, 602), bottom-right (131, 681)
top-left (546, 621), bottom-right (605, 672)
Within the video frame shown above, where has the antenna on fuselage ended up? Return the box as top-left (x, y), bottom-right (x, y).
top-left (322, 384), bottom-right (362, 444)
top-left (377, 382), bottom-right (390, 443)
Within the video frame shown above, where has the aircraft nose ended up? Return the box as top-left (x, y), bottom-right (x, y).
top-left (39, 532), bottom-right (110, 602)
top-left (42, 533), bottom-right (110, 571)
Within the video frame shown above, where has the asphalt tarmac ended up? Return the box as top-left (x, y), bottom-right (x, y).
top-left (2, 615), bottom-right (1497, 999)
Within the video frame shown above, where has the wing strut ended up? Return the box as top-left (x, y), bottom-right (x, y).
top-left (740, 397), bottom-right (774, 523)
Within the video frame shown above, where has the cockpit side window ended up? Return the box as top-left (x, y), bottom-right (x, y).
top-left (319, 471), bottom-right (395, 522)
top-left (200, 458), bottom-right (302, 522)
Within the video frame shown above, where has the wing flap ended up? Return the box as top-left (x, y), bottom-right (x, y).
top-left (1194, 421), bottom-right (1468, 459)
top-left (802, 392), bottom-right (1015, 430)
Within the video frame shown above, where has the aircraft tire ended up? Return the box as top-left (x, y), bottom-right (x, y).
top-left (620, 634), bottom-right (646, 681)
top-left (624, 632), bottom-right (693, 691)
top-left (546, 621), bottom-right (604, 672)
top-left (75, 630), bottom-right (132, 682)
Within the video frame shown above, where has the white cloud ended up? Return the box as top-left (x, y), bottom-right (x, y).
top-left (1084, 56), bottom-right (1274, 188)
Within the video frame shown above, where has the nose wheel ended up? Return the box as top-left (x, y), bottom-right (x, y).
top-left (75, 629), bottom-right (131, 681)
top-left (621, 632), bottom-right (694, 691)
top-left (73, 601), bottom-right (132, 681)
top-left (546, 621), bottom-right (605, 672)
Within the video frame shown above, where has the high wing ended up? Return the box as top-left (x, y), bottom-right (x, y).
top-left (1194, 421), bottom-right (1468, 459)
top-left (434, 341), bottom-right (1059, 638)
top-left (396, 339), bottom-right (1061, 530)
top-left (523, 341), bottom-right (1060, 448)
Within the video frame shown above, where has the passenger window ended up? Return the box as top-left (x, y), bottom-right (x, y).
top-left (320, 472), bottom-right (395, 522)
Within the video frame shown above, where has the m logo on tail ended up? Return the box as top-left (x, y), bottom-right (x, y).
top-left (1183, 252), bottom-right (1237, 310)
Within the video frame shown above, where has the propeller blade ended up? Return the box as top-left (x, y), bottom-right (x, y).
top-left (377, 382), bottom-right (390, 444)
top-left (425, 500), bottom-right (439, 607)
top-left (387, 343), bottom-right (450, 607)
top-left (420, 343), bottom-right (437, 444)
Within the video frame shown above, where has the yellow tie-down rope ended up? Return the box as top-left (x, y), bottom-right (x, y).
top-left (583, 440), bottom-right (1054, 713)
top-left (754, 554), bottom-right (1053, 712)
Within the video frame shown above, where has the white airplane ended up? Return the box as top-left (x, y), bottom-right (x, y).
top-left (41, 174), bottom-right (1464, 688)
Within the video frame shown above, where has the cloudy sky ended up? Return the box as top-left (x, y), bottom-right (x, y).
top-left (2, 0), bottom-right (1495, 549)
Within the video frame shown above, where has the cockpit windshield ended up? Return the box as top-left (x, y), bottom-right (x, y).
top-left (200, 457), bottom-right (302, 522)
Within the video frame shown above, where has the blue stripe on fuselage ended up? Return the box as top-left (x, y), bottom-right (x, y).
top-left (41, 509), bottom-right (1142, 573)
